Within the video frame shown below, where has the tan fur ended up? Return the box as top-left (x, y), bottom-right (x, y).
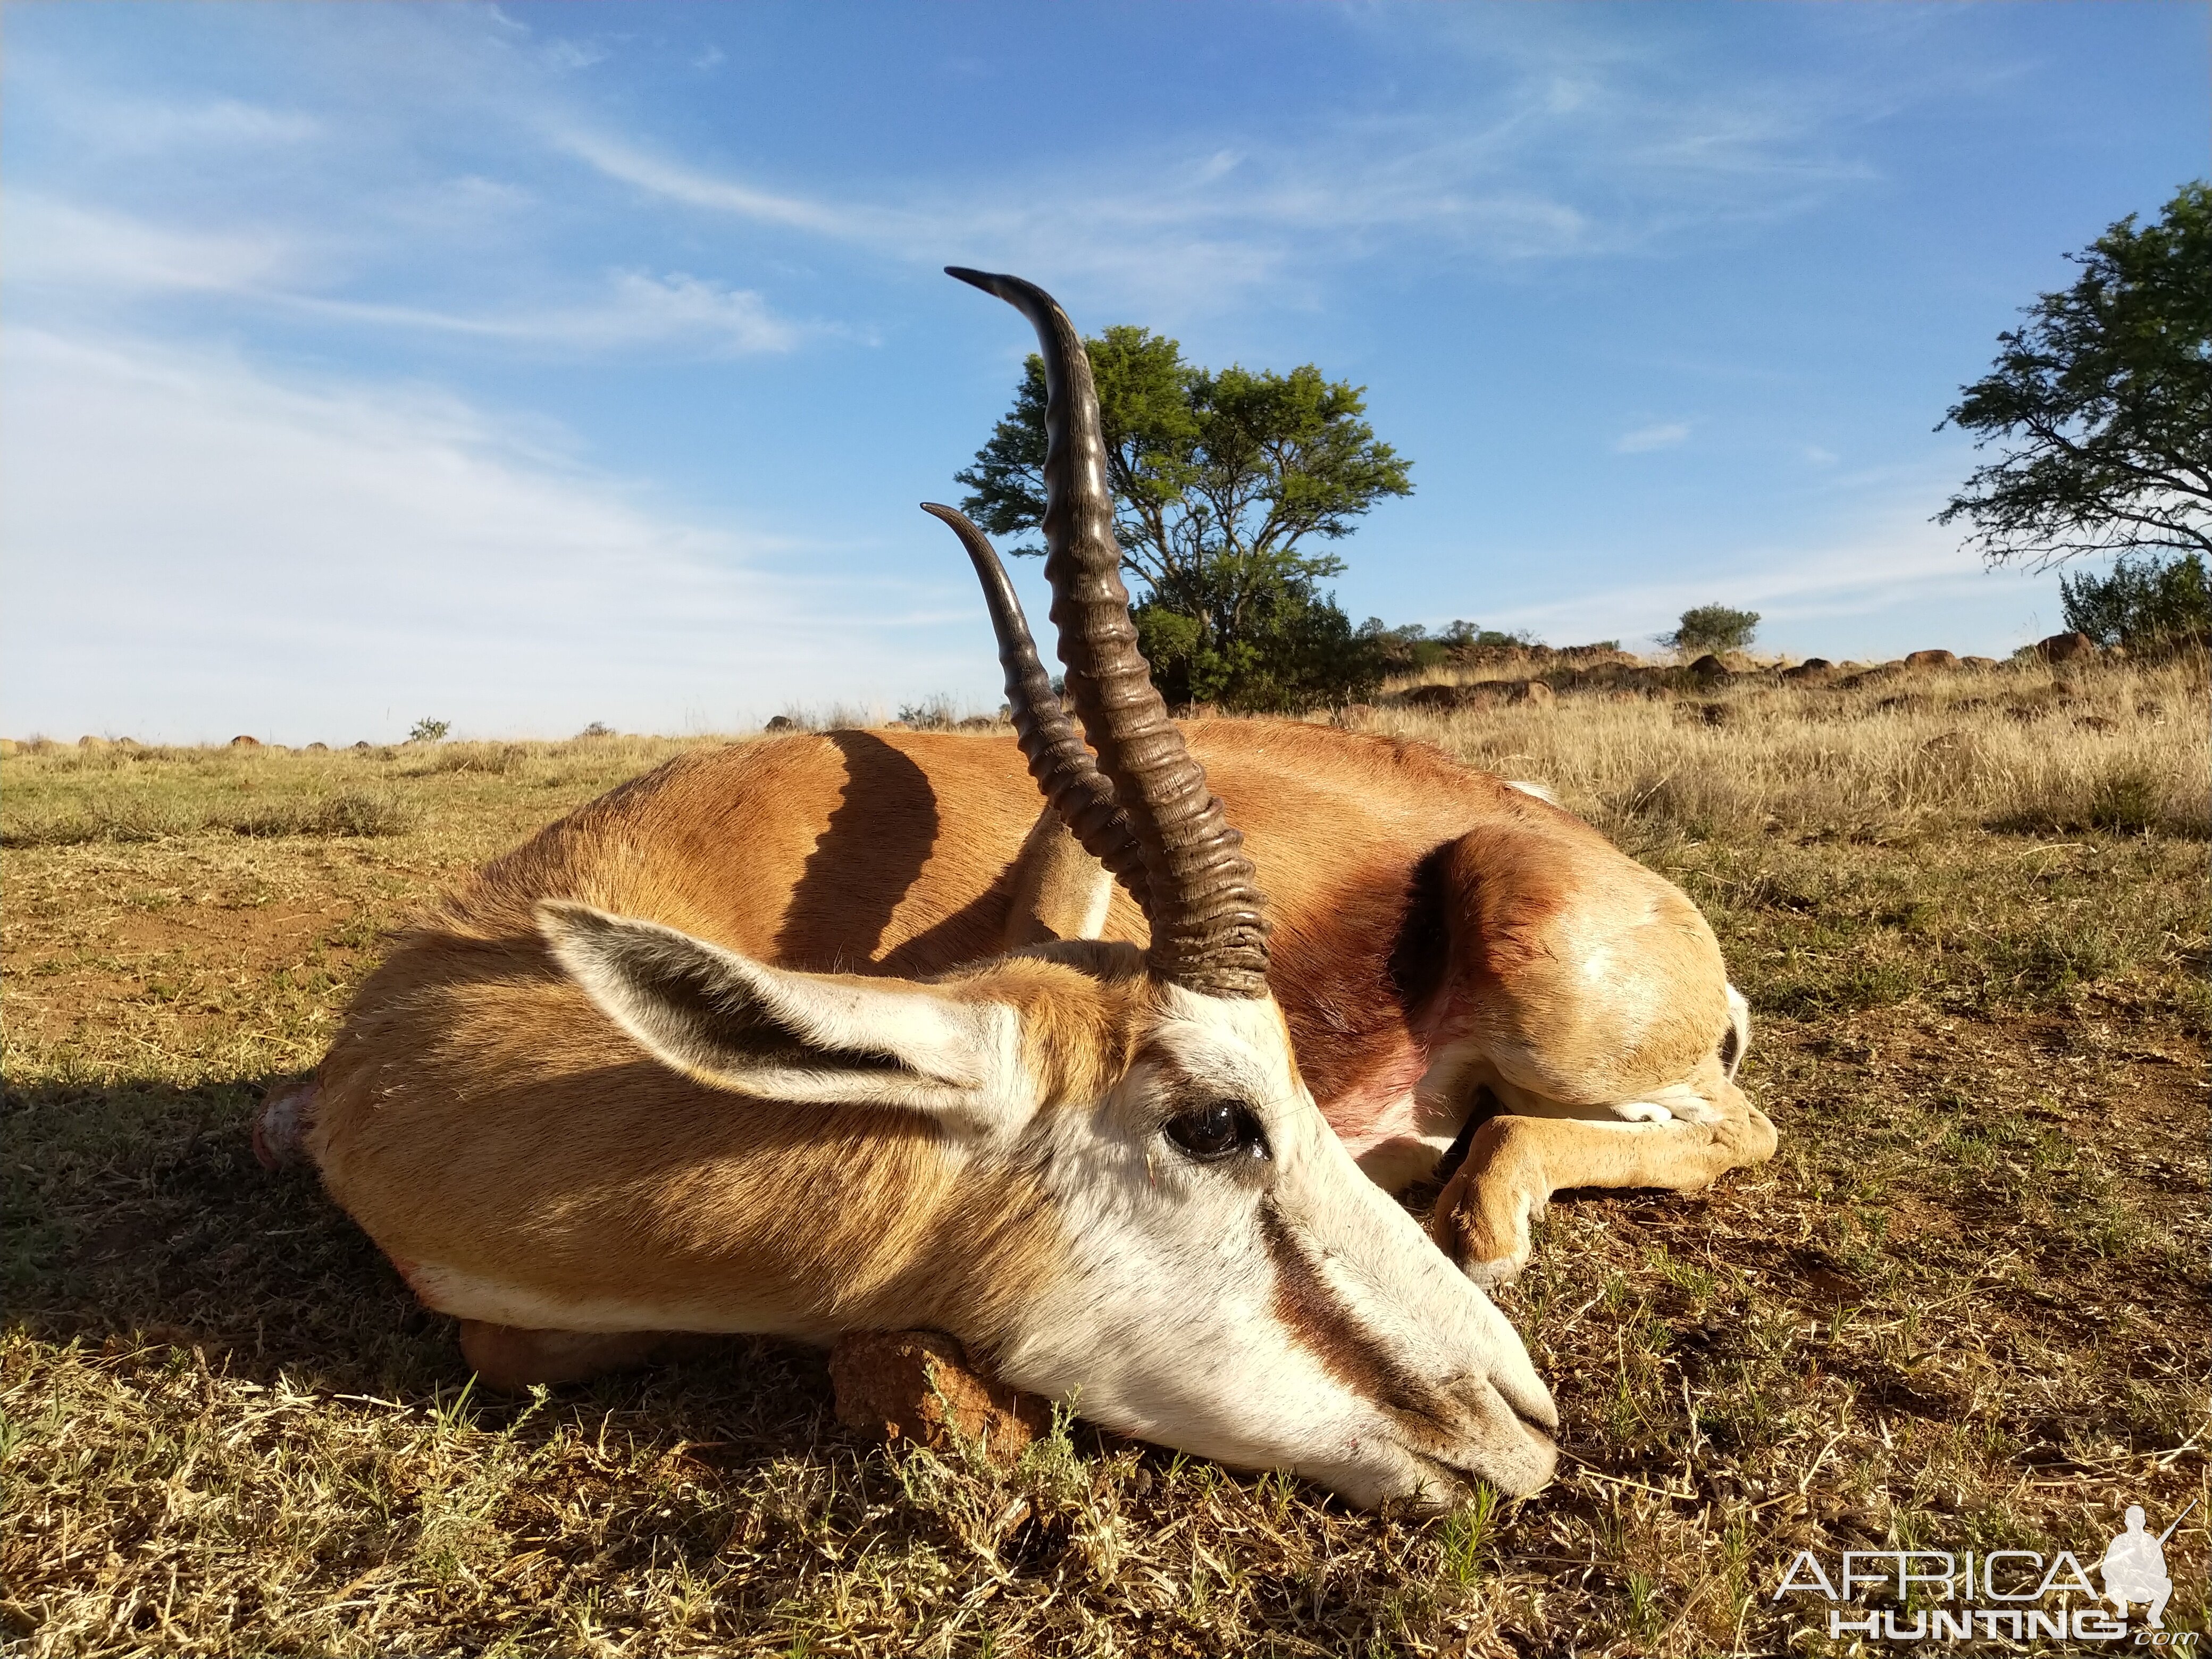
top-left (429, 721), bottom-right (1762, 1273)
top-left (312, 923), bottom-right (1157, 1362)
top-left (1434, 1069), bottom-right (1779, 1285)
top-left (312, 719), bottom-right (1765, 1367)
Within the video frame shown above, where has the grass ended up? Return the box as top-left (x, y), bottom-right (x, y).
top-left (4, 654), bottom-right (2207, 1655)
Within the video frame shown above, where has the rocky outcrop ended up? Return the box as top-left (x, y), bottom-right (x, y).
top-left (2032, 631), bottom-right (2099, 664)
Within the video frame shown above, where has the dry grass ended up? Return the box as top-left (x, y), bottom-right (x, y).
top-left (4, 659), bottom-right (2206, 1656)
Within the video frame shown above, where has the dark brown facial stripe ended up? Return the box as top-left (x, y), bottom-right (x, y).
top-left (1259, 1200), bottom-right (1457, 1436)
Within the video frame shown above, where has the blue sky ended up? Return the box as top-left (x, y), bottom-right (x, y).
top-left (3, 2), bottom-right (2205, 742)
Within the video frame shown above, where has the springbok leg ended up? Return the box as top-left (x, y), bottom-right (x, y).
top-left (1435, 1099), bottom-right (1778, 1286)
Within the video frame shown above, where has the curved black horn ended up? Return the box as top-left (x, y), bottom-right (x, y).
top-left (920, 502), bottom-right (1148, 908)
top-left (945, 267), bottom-right (1270, 999)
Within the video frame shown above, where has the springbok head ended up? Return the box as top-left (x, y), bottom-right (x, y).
top-left (541, 270), bottom-right (1556, 1505)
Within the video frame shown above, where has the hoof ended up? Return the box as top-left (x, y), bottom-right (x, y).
top-left (1460, 1251), bottom-right (1528, 1289)
top-left (253, 1082), bottom-right (317, 1170)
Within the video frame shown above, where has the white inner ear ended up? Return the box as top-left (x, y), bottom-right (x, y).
top-left (537, 900), bottom-right (1011, 1117)
top-left (1725, 984), bottom-right (1752, 1080)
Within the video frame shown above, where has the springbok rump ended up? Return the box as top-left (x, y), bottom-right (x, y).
top-left (277, 271), bottom-right (1559, 1509)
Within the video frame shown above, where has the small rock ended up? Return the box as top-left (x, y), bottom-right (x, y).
top-left (764, 715), bottom-right (797, 732)
top-left (1782, 658), bottom-right (1834, 683)
top-left (1687, 653), bottom-right (1733, 681)
top-left (1959, 655), bottom-right (2000, 671)
top-left (229, 734), bottom-right (262, 748)
top-left (1904, 649), bottom-right (1959, 670)
top-left (305, 742), bottom-right (330, 752)
top-left (829, 1330), bottom-right (1049, 1464)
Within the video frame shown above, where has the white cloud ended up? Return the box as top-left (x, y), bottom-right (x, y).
top-left (286, 270), bottom-right (810, 355)
top-left (6, 195), bottom-right (807, 356)
top-left (1614, 422), bottom-right (1691, 454)
top-left (3, 194), bottom-right (304, 294)
top-left (541, 30), bottom-right (1871, 315)
top-left (0, 329), bottom-right (958, 743)
top-left (1470, 510), bottom-right (2062, 657)
top-left (72, 92), bottom-right (322, 151)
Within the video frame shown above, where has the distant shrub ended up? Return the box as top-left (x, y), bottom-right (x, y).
top-left (1136, 579), bottom-right (1384, 712)
top-left (577, 722), bottom-right (614, 739)
top-left (2059, 552), bottom-right (2210, 658)
top-left (1356, 618), bottom-right (1537, 676)
top-left (895, 696), bottom-right (961, 730)
top-left (1660, 605), bottom-right (1760, 657)
top-left (408, 718), bottom-right (451, 743)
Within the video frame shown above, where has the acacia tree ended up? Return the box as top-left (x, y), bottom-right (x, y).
top-left (1660, 605), bottom-right (1759, 657)
top-left (1937, 181), bottom-right (2211, 568)
top-left (956, 326), bottom-right (1412, 707)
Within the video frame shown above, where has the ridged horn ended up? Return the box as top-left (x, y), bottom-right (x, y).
top-left (919, 502), bottom-right (1149, 910)
top-left (945, 267), bottom-right (1271, 999)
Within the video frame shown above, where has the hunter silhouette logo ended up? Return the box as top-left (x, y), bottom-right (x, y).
top-left (2104, 1501), bottom-right (2194, 1631)
top-left (1773, 1497), bottom-right (2201, 1644)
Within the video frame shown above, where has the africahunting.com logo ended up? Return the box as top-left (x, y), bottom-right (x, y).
top-left (1773, 1500), bottom-right (2199, 1645)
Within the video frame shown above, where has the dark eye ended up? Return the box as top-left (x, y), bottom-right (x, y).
top-left (1163, 1101), bottom-right (1270, 1163)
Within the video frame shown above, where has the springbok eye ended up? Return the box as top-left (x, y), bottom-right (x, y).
top-left (1163, 1101), bottom-right (1270, 1163)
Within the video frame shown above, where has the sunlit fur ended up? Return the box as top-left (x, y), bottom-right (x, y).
top-left (414, 721), bottom-right (1773, 1284)
top-left (301, 803), bottom-right (1560, 1506)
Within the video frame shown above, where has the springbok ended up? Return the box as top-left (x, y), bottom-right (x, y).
top-left (282, 270), bottom-right (1559, 1509)
top-left (926, 501), bottom-right (1777, 1287)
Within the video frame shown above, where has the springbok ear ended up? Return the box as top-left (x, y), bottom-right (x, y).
top-left (1002, 805), bottom-right (1118, 949)
top-left (537, 901), bottom-right (1015, 1119)
top-left (1723, 985), bottom-right (1752, 1080)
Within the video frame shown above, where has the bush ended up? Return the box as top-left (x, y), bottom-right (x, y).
top-left (1661, 605), bottom-right (1761, 657)
top-left (1356, 618), bottom-right (1535, 676)
top-left (2059, 552), bottom-right (2210, 657)
top-left (1135, 578), bottom-right (1384, 712)
top-left (408, 717), bottom-right (451, 743)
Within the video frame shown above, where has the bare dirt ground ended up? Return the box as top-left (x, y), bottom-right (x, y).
top-left (3, 661), bottom-right (2207, 1656)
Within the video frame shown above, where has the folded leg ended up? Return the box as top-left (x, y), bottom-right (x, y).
top-left (1434, 1096), bottom-right (1777, 1285)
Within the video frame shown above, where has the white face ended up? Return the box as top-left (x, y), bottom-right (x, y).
top-left (543, 903), bottom-right (1558, 1507)
top-left (990, 974), bottom-right (1559, 1506)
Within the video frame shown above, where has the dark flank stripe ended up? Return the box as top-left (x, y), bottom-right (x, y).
top-left (1259, 1200), bottom-right (1458, 1436)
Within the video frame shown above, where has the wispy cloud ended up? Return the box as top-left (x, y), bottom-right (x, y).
top-left (60, 89), bottom-right (321, 151)
top-left (541, 26), bottom-right (1874, 314)
top-left (8, 196), bottom-right (810, 356)
top-left (4, 194), bottom-right (304, 294)
top-left (284, 270), bottom-right (811, 355)
top-left (0, 328), bottom-right (957, 742)
top-left (1471, 508), bottom-right (2057, 655)
top-left (1614, 422), bottom-right (1691, 454)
